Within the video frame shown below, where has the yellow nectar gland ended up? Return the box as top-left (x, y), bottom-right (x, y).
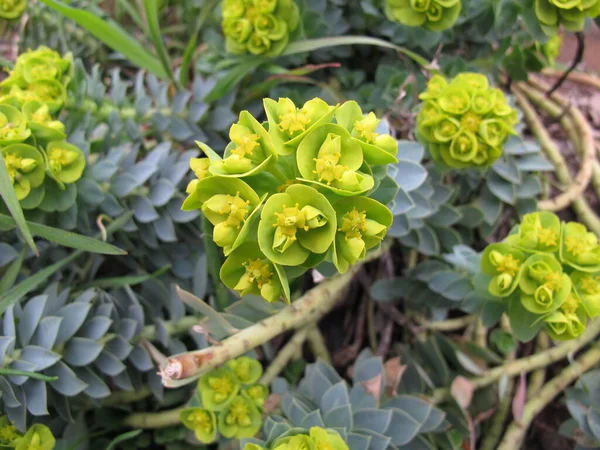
top-left (565, 235), bottom-right (588, 257)
top-left (562, 294), bottom-right (580, 316)
top-left (0, 422), bottom-right (18, 442)
top-left (188, 410), bottom-right (214, 432)
top-left (460, 112), bottom-right (481, 134)
top-left (48, 147), bottom-right (78, 170)
top-left (313, 152), bottom-right (348, 186)
top-left (3, 153), bottom-right (36, 182)
top-left (274, 203), bottom-right (308, 238)
top-left (221, 193), bottom-right (251, 229)
top-left (493, 253), bottom-right (520, 277)
top-left (354, 113), bottom-right (379, 143)
top-left (230, 133), bottom-right (260, 158)
top-left (339, 209), bottom-right (368, 240)
top-left (243, 259), bottom-right (273, 290)
top-left (0, 116), bottom-right (22, 141)
top-left (279, 106), bottom-right (311, 135)
top-left (31, 104), bottom-right (52, 124)
top-left (580, 275), bottom-right (600, 296)
top-left (544, 271), bottom-right (563, 291)
top-left (208, 375), bottom-right (234, 402)
top-left (225, 398), bottom-right (251, 426)
top-left (538, 226), bottom-right (558, 247)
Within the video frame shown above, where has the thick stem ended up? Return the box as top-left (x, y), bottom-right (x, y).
top-left (419, 315), bottom-right (476, 331)
top-left (161, 244), bottom-right (390, 387)
top-left (496, 347), bottom-right (600, 450)
top-left (527, 332), bottom-right (550, 399)
top-left (123, 407), bottom-right (185, 429)
top-left (542, 68), bottom-right (600, 90)
top-left (430, 317), bottom-right (600, 403)
top-left (306, 326), bottom-right (331, 365)
top-left (260, 328), bottom-right (309, 386)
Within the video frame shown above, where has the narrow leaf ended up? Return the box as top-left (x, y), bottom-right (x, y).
top-left (0, 156), bottom-right (37, 254)
top-left (106, 430), bottom-right (143, 450)
top-left (143, 0), bottom-right (176, 85)
top-left (0, 248), bottom-right (25, 294)
top-left (39, 0), bottom-right (168, 79)
top-left (180, 0), bottom-right (218, 87)
top-left (0, 214), bottom-right (126, 255)
top-left (0, 368), bottom-right (58, 382)
top-left (176, 286), bottom-right (238, 336)
top-left (203, 58), bottom-right (266, 103)
top-left (80, 265), bottom-right (171, 290)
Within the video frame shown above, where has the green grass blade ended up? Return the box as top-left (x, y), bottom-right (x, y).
top-left (180, 0), bottom-right (218, 87)
top-left (0, 213), bottom-right (126, 255)
top-left (143, 0), bottom-right (176, 85)
top-left (0, 155), bottom-right (37, 255)
top-left (115, 0), bottom-right (147, 33)
top-left (282, 36), bottom-right (431, 68)
top-left (39, 0), bottom-right (169, 79)
top-left (0, 212), bottom-right (132, 315)
top-left (106, 430), bottom-right (143, 450)
top-left (203, 58), bottom-right (266, 103)
top-left (0, 248), bottom-right (26, 294)
top-left (79, 265), bottom-right (171, 290)
top-left (0, 368), bottom-right (58, 382)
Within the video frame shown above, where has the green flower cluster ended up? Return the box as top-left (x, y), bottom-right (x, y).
top-left (384, 0), bottom-right (462, 31)
top-left (222, 0), bottom-right (300, 56)
top-left (183, 98), bottom-right (396, 303)
top-left (244, 427), bottom-right (349, 450)
top-left (481, 212), bottom-right (600, 341)
top-left (180, 357), bottom-right (269, 442)
top-left (0, 48), bottom-right (84, 209)
top-left (0, 0), bottom-right (26, 20)
top-left (0, 416), bottom-right (55, 450)
top-left (416, 73), bottom-right (518, 169)
top-left (534, 0), bottom-right (600, 35)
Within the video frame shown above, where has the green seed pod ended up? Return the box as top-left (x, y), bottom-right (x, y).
top-left (384, 0), bottom-right (462, 32)
top-left (416, 72), bottom-right (517, 169)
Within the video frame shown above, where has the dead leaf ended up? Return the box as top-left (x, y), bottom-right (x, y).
top-left (512, 373), bottom-right (527, 423)
top-left (451, 376), bottom-right (475, 410)
top-left (384, 357), bottom-right (407, 396)
top-left (264, 394), bottom-right (281, 413)
top-left (360, 373), bottom-right (383, 405)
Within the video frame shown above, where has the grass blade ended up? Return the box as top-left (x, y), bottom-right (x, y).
top-left (0, 213), bottom-right (126, 255)
top-left (79, 265), bottom-right (171, 290)
top-left (0, 155), bottom-right (37, 255)
top-left (39, 0), bottom-right (168, 79)
top-left (106, 430), bottom-right (143, 450)
top-left (282, 36), bottom-right (431, 68)
top-left (180, 0), bottom-right (218, 87)
top-left (143, 0), bottom-right (176, 85)
top-left (0, 368), bottom-right (58, 382)
top-left (0, 248), bottom-right (26, 294)
top-left (203, 58), bottom-right (266, 103)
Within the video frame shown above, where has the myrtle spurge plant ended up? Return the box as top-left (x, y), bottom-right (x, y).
top-left (0, 0), bottom-right (26, 19)
top-left (0, 418), bottom-right (55, 450)
top-left (479, 212), bottom-right (600, 341)
top-left (180, 357), bottom-right (269, 443)
top-left (533, 0), bottom-right (600, 34)
top-left (222, 0), bottom-right (300, 56)
top-left (416, 73), bottom-right (518, 169)
top-left (0, 47), bottom-right (84, 211)
top-left (243, 427), bottom-right (349, 450)
top-left (384, 0), bottom-right (462, 31)
top-left (183, 98), bottom-right (397, 303)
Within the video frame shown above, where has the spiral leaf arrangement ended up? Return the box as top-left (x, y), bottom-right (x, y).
top-left (181, 357), bottom-right (269, 442)
top-left (384, 0), bottom-right (462, 31)
top-left (222, 0), bottom-right (300, 56)
top-left (183, 98), bottom-right (397, 303)
top-left (0, 47), bottom-right (85, 212)
top-left (478, 212), bottom-right (600, 341)
top-left (416, 73), bottom-right (518, 169)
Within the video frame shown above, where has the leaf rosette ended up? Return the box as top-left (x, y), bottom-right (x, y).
top-left (258, 184), bottom-right (337, 266)
top-left (481, 243), bottom-right (526, 297)
top-left (416, 72), bottom-right (517, 169)
top-left (331, 196), bottom-right (393, 274)
top-left (559, 221), bottom-right (600, 272)
top-left (296, 123), bottom-right (375, 195)
top-left (220, 242), bottom-right (290, 303)
top-left (384, 0), bottom-right (462, 31)
top-left (223, 0), bottom-right (300, 56)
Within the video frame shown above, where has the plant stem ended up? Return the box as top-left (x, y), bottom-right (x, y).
top-left (528, 332), bottom-right (550, 399)
top-left (161, 243), bottom-right (391, 388)
top-left (496, 346), bottom-right (600, 450)
top-left (419, 315), bottom-right (475, 331)
top-left (260, 327), bottom-right (309, 386)
top-left (479, 378), bottom-right (514, 450)
top-left (541, 68), bottom-right (600, 90)
top-left (201, 216), bottom-right (231, 311)
top-left (306, 326), bottom-right (331, 365)
top-left (430, 317), bottom-right (600, 403)
top-left (123, 407), bottom-right (185, 429)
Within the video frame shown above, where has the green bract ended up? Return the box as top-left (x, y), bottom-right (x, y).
top-left (416, 72), bottom-right (518, 169)
top-left (544, 294), bottom-right (587, 341)
top-left (570, 271), bottom-right (600, 319)
top-left (332, 196), bottom-right (393, 273)
top-left (560, 221), bottom-right (600, 272)
top-left (534, 0), bottom-right (600, 35)
top-left (14, 424), bottom-right (55, 450)
top-left (243, 384), bottom-right (269, 408)
top-left (0, 104), bottom-right (31, 145)
top-left (46, 141), bottom-right (86, 184)
top-left (505, 211), bottom-right (561, 253)
top-left (222, 0), bottom-right (300, 56)
top-left (220, 242), bottom-right (290, 303)
top-left (258, 184), bottom-right (337, 266)
top-left (1, 144), bottom-right (45, 200)
top-left (198, 367), bottom-right (241, 411)
top-left (519, 254), bottom-right (571, 315)
top-left (269, 427), bottom-right (349, 450)
top-left (384, 0), bottom-right (462, 31)
top-left (297, 123), bottom-right (374, 195)
top-left (183, 176), bottom-right (263, 255)
top-left (227, 356), bottom-right (264, 384)
top-left (217, 394), bottom-right (262, 439)
top-left (0, 0), bottom-right (26, 19)
top-left (264, 97), bottom-right (336, 153)
top-left (481, 243), bottom-right (525, 297)
top-left (180, 408), bottom-right (218, 443)
top-left (21, 100), bottom-right (66, 141)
